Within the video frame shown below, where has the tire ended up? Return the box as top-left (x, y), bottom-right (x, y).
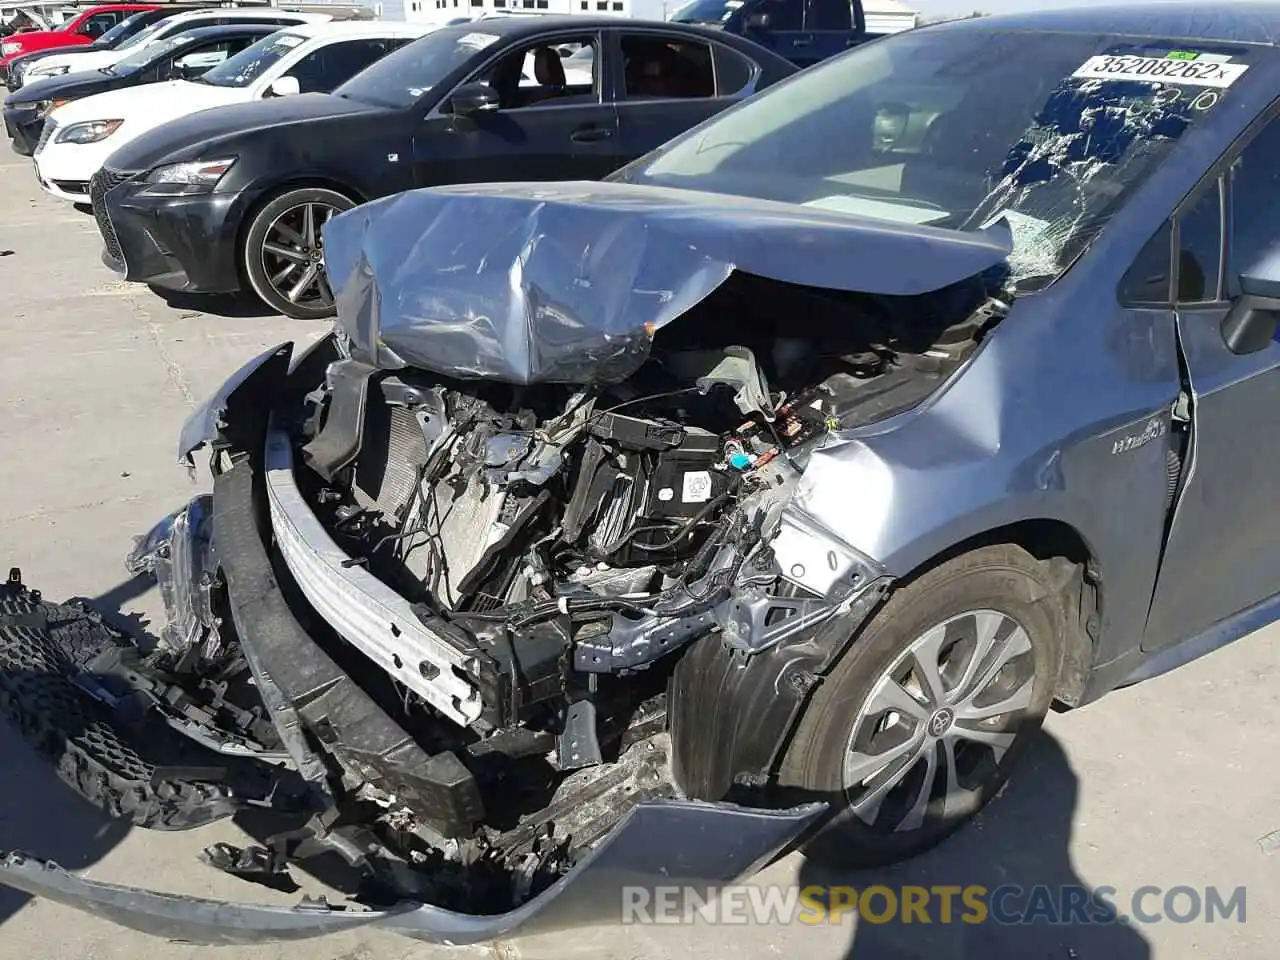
top-left (240, 186), bottom-right (357, 321)
top-left (779, 544), bottom-right (1066, 868)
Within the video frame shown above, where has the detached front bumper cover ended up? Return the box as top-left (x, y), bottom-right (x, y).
top-left (0, 800), bottom-right (824, 945)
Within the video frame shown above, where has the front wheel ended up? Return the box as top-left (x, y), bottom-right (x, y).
top-left (780, 544), bottom-right (1066, 868)
top-left (241, 187), bottom-right (356, 320)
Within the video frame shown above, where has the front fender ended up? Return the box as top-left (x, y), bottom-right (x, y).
top-left (177, 343), bottom-right (293, 465)
top-left (177, 334), bottom-right (339, 465)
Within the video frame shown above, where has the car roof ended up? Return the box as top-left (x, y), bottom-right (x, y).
top-left (281, 20), bottom-right (436, 40)
top-left (430, 13), bottom-right (744, 38)
top-left (964, 1), bottom-right (1280, 47)
top-left (158, 7), bottom-right (331, 24)
top-left (151, 21), bottom-right (282, 42)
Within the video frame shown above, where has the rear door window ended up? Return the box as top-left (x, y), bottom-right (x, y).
top-left (620, 34), bottom-right (715, 100)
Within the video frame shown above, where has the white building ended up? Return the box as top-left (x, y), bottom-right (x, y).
top-left (864, 0), bottom-right (916, 33)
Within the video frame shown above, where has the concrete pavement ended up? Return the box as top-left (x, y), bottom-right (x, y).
top-left (0, 145), bottom-right (1275, 960)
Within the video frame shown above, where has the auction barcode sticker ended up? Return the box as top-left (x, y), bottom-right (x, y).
top-left (1073, 52), bottom-right (1249, 88)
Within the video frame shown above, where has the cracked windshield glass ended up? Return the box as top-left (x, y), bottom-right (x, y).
top-left (618, 28), bottom-right (1250, 290)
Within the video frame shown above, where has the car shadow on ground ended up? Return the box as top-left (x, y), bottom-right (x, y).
top-left (798, 732), bottom-right (1151, 960)
top-left (0, 724), bottom-right (132, 928)
top-left (148, 287), bottom-right (278, 320)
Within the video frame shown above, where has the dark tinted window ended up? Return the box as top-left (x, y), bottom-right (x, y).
top-left (758, 0), bottom-right (803, 31)
top-left (806, 0), bottom-right (851, 31)
top-left (1175, 179), bottom-right (1223, 303)
top-left (83, 12), bottom-right (120, 37)
top-left (286, 38), bottom-right (403, 93)
top-left (1228, 119), bottom-right (1280, 298)
top-left (621, 35), bottom-right (714, 100)
top-left (1121, 222), bottom-right (1173, 305)
top-left (712, 44), bottom-right (754, 96)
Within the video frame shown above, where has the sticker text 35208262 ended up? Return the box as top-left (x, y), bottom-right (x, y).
top-left (1072, 53), bottom-right (1249, 89)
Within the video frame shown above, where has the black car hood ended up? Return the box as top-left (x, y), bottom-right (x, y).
top-left (7, 67), bottom-right (122, 104)
top-left (105, 92), bottom-right (387, 172)
top-left (322, 180), bottom-right (1013, 384)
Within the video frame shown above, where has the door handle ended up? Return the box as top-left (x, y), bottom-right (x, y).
top-left (793, 35), bottom-right (813, 46)
top-left (571, 126), bottom-right (613, 143)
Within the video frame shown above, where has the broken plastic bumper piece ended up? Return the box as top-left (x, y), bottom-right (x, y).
top-left (0, 800), bottom-right (824, 946)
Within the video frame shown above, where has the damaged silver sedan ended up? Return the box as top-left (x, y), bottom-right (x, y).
top-left (5, 2), bottom-right (1280, 945)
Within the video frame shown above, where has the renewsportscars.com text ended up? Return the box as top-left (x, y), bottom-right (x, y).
top-left (621, 884), bottom-right (1247, 926)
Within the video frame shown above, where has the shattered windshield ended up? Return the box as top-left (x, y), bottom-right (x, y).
top-left (200, 31), bottom-right (302, 87)
top-left (617, 27), bottom-right (1253, 289)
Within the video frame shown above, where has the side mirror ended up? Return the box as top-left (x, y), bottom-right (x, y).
top-left (266, 75), bottom-right (301, 98)
top-left (1222, 251), bottom-right (1280, 355)
top-left (448, 81), bottom-right (500, 116)
top-left (744, 12), bottom-right (771, 28)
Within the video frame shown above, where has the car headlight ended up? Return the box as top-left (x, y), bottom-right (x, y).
top-left (33, 64), bottom-right (70, 78)
top-left (1, 42), bottom-right (24, 56)
top-left (54, 119), bottom-right (122, 144)
top-left (32, 98), bottom-right (70, 119)
top-left (139, 157), bottom-right (236, 196)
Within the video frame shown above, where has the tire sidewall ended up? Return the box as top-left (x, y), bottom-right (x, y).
top-left (782, 546), bottom-right (1066, 867)
top-left (241, 186), bottom-right (355, 321)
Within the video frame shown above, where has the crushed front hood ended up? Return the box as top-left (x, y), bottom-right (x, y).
top-left (321, 180), bottom-right (1012, 384)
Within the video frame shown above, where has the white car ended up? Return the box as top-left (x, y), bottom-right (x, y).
top-left (34, 21), bottom-right (433, 202)
top-left (18, 8), bottom-right (332, 86)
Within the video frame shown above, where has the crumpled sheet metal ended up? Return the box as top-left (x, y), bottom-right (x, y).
top-left (321, 180), bottom-right (1013, 385)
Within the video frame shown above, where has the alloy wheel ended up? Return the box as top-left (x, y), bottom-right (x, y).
top-left (842, 609), bottom-right (1035, 833)
top-left (258, 201), bottom-right (340, 310)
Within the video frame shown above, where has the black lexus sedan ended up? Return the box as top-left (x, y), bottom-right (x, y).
top-left (3, 22), bottom-right (278, 154)
top-left (3, 6), bottom-right (205, 91)
top-left (92, 16), bottom-right (796, 319)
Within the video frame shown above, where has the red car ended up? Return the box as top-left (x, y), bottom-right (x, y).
top-left (0, 4), bottom-right (159, 68)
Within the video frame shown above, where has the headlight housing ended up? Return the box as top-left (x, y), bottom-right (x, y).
top-left (31, 64), bottom-right (70, 79)
top-left (1, 42), bottom-right (24, 56)
top-left (138, 157), bottom-right (237, 197)
top-left (54, 119), bottom-right (122, 144)
top-left (32, 98), bottom-right (70, 120)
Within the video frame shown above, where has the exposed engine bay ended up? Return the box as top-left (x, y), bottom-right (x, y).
top-left (3, 270), bottom-right (998, 913)
top-left (0, 236), bottom-right (1010, 923)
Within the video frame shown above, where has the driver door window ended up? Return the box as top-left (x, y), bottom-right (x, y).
top-left (756, 0), bottom-right (803, 30)
top-left (475, 36), bottom-right (598, 110)
top-left (620, 35), bottom-right (714, 100)
top-left (81, 12), bottom-right (119, 38)
top-left (172, 39), bottom-right (252, 78)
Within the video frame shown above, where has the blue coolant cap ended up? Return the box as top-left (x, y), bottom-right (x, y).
top-left (729, 452), bottom-right (753, 470)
